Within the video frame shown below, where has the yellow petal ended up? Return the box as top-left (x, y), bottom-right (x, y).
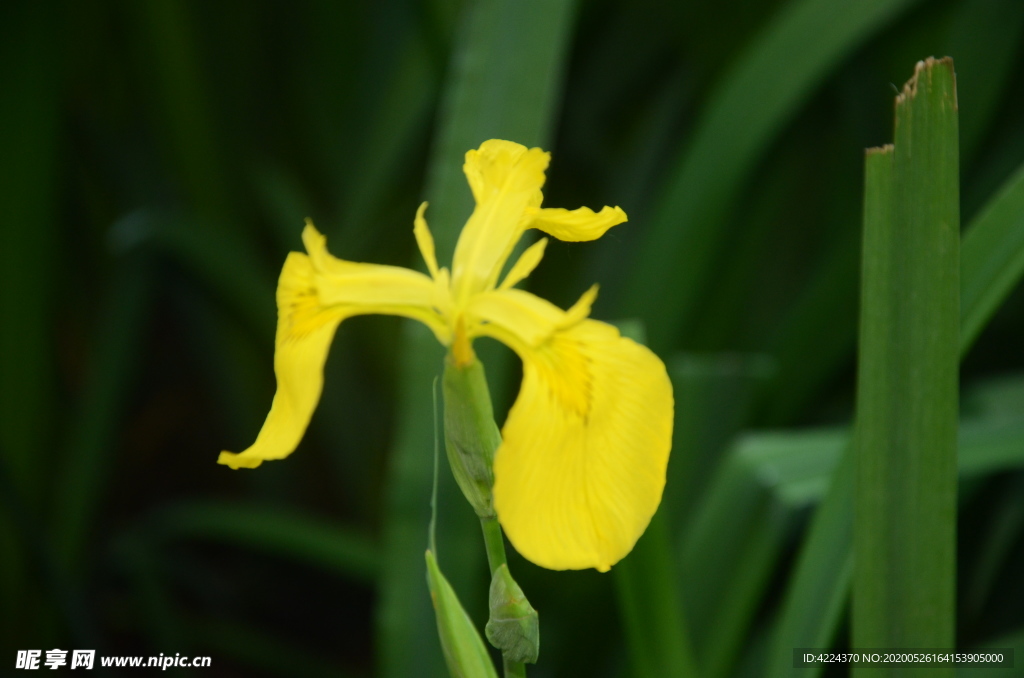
top-left (218, 252), bottom-right (344, 469)
top-left (472, 291), bottom-right (674, 571)
top-left (561, 284), bottom-right (598, 328)
top-left (499, 237), bottom-right (548, 290)
top-left (466, 287), bottom-right (566, 348)
top-left (219, 223), bottom-right (445, 469)
top-left (301, 222), bottom-right (450, 340)
top-left (413, 202), bottom-right (439, 278)
top-left (451, 140), bottom-right (550, 300)
top-left (528, 205), bottom-right (627, 242)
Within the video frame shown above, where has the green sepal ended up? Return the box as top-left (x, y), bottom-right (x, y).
top-left (442, 355), bottom-right (502, 518)
top-left (485, 563), bottom-right (540, 664)
top-left (425, 550), bottom-right (499, 678)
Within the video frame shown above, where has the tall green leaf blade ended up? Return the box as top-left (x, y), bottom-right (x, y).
top-left (618, 0), bottom-right (922, 349)
top-left (615, 512), bottom-right (696, 678)
top-left (376, 1), bottom-right (577, 676)
top-left (767, 425), bottom-right (1024, 676)
top-left (332, 19), bottom-right (439, 256)
top-left (762, 3), bottom-right (1024, 426)
top-left (419, 0), bottom-right (575, 262)
top-left (770, 159), bottom-right (1024, 678)
top-left (853, 58), bottom-right (959, 659)
top-left (679, 455), bottom-right (790, 678)
top-left (769, 59), bottom-right (977, 678)
top-left (665, 353), bottom-right (776, 522)
top-left (961, 162), bottom-right (1024, 353)
top-left (656, 352), bottom-right (774, 678)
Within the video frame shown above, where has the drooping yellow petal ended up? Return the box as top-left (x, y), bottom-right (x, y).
top-left (451, 140), bottom-right (550, 301)
top-left (217, 252), bottom-right (345, 469)
top-left (219, 223), bottom-right (446, 470)
top-left (471, 289), bottom-right (674, 571)
top-left (527, 205), bottom-right (627, 241)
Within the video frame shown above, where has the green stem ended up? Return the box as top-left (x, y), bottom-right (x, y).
top-left (503, 656), bottom-right (527, 678)
top-left (480, 516), bottom-right (525, 678)
top-left (444, 356), bottom-right (531, 677)
top-left (480, 515), bottom-right (508, 575)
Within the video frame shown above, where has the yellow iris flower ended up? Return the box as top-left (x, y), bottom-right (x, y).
top-left (219, 139), bottom-right (673, 572)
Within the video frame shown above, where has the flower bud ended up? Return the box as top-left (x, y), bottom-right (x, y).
top-left (485, 563), bottom-right (540, 664)
top-left (442, 354), bottom-right (501, 517)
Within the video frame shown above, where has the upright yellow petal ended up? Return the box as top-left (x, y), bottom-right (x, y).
top-left (451, 140), bottom-right (550, 300)
top-left (219, 223), bottom-right (446, 469)
top-left (413, 202), bottom-right (439, 278)
top-left (470, 289), bottom-right (674, 571)
top-left (499, 237), bottom-right (548, 290)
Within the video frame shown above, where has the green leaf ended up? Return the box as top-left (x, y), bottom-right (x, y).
top-left (961, 161), bottom-right (1024, 353)
top-left (767, 419), bottom-right (1024, 677)
top-left (770, 151), bottom-right (1024, 678)
top-left (618, 0), bottom-right (923, 350)
top-left (148, 501), bottom-right (379, 584)
top-left (426, 550), bottom-right (499, 678)
top-left (757, 0), bottom-right (1024, 425)
top-left (665, 353), bottom-right (776, 522)
top-left (852, 58), bottom-right (959, 657)
top-left (615, 512), bottom-right (697, 678)
top-left (719, 415), bottom-right (1024, 677)
top-left (681, 427), bottom-right (845, 678)
top-left (662, 352), bottom-right (774, 678)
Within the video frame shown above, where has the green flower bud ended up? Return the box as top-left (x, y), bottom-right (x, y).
top-left (443, 355), bottom-right (502, 518)
top-left (485, 563), bottom-right (540, 664)
top-left (426, 550), bottom-right (499, 678)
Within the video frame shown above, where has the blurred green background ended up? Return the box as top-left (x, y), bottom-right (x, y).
top-left (2, 0), bottom-right (1024, 676)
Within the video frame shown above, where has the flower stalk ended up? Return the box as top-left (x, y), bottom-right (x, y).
top-left (443, 353), bottom-right (537, 677)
